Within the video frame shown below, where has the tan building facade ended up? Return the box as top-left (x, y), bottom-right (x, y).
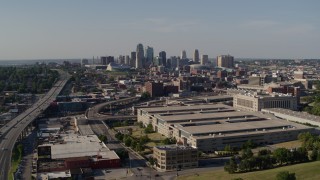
top-left (216, 55), bottom-right (234, 68)
top-left (233, 92), bottom-right (298, 112)
top-left (153, 145), bottom-right (198, 171)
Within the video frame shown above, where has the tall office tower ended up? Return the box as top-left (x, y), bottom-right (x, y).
top-left (101, 56), bottom-right (107, 65)
top-left (145, 46), bottom-right (154, 67)
top-left (130, 51), bottom-right (136, 67)
top-left (154, 56), bottom-right (161, 66)
top-left (193, 49), bottom-right (200, 63)
top-left (136, 43), bottom-right (144, 69)
top-left (166, 59), bottom-right (172, 69)
top-left (181, 50), bottom-right (187, 59)
top-left (159, 51), bottom-right (167, 67)
top-left (125, 55), bottom-right (130, 65)
top-left (118, 55), bottom-right (125, 64)
top-left (170, 56), bottom-right (178, 69)
top-left (106, 56), bottom-right (115, 64)
top-left (216, 55), bottom-right (234, 68)
top-left (201, 55), bottom-right (209, 65)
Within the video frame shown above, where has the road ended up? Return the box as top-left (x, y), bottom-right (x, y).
top-left (0, 70), bottom-right (70, 180)
top-left (85, 97), bottom-right (139, 120)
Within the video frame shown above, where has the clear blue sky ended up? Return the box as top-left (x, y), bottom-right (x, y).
top-left (0, 0), bottom-right (319, 60)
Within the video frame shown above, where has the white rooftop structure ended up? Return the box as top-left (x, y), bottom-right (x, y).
top-left (40, 135), bottom-right (119, 160)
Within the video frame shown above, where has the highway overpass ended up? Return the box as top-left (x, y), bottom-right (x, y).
top-left (85, 97), bottom-right (139, 121)
top-left (0, 70), bottom-right (70, 180)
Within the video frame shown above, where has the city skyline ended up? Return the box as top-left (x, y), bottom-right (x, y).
top-left (0, 0), bottom-right (319, 60)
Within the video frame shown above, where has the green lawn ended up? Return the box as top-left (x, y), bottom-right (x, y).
top-left (178, 161), bottom-right (320, 180)
top-left (273, 140), bottom-right (302, 149)
top-left (129, 126), bottom-right (167, 155)
top-left (131, 127), bottom-right (166, 142)
top-left (116, 126), bottom-right (167, 155)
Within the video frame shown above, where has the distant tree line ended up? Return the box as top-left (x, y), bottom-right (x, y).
top-left (0, 65), bottom-right (59, 94)
top-left (225, 132), bottom-right (320, 174)
top-left (224, 147), bottom-right (308, 174)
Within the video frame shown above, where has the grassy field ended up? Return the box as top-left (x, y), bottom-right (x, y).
top-left (178, 161), bottom-right (320, 180)
top-left (117, 126), bottom-right (167, 154)
top-left (131, 127), bottom-right (166, 142)
top-left (273, 140), bottom-right (302, 149)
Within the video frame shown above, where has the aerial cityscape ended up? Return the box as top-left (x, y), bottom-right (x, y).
top-left (0, 1), bottom-right (320, 180)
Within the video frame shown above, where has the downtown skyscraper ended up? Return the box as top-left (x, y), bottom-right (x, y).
top-left (181, 50), bottom-right (187, 59)
top-left (145, 46), bottom-right (154, 67)
top-left (216, 55), bottom-right (234, 68)
top-left (193, 49), bottom-right (200, 63)
top-left (159, 51), bottom-right (167, 67)
top-left (136, 43), bottom-right (144, 69)
top-left (201, 55), bottom-right (209, 65)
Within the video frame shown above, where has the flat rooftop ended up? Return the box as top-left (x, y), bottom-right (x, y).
top-left (197, 95), bottom-right (233, 100)
top-left (40, 135), bottom-right (119, 160)
top-left (155, 144), bottom-right (196, 151)
top-left (179, 118), bottom-right (298, 135)
top-left (140, 104), bottom-right (313, 140)
top-left (155, 111), bottom-right (255, 123)
top-left (263, 108), bottom-right (320, 123)
top-left (37, 170), bottom-right (71, 180)
top-left (140, 104), bottom-right (233, 114)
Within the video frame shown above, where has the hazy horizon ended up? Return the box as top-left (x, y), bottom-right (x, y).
top-left (1, 0), bottom-right (319, 60)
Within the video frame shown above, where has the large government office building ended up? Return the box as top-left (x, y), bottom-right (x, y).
top-left (233, 90), bottom-right (298, 112)
top-left (137, 104), bottom-right (312, 152)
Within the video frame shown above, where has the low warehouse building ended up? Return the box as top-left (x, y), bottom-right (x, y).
top-left (138, 104), bottom-right (313, 152)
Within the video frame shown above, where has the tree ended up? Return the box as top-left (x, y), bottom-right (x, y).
top-left (127, 128), bottom-right (133, 135)
top-left (144, 124), bottom-right (154, 134)
top-left (256, 154), bottom-right (273, 170)
top-left (296, 147), bottom-right (308, 162)
top-left (115, 132), bottom-right (124, 141)
top-left (98, 135), bottom-right (107, 143)
top-left (241, 148), bottom-right (253, 160)
top-left (140, 92), bottom-right (151, 100)
top-left (224, 156), bottom-right (237, 174)
top-left (310, 148), bottom-right (318, 161)
top-left (273, 148), bottom-right (289, 165)
top-left (238, 159), bottom-right (251, 172)
top-left (135, 142), bottom-right (144, 152)
top-left (224, 144), bottom-right (231, 152)
top-left (115, 149), bottom-right (129, 162)
top-left (140, 135), bottom-right (150, 144)
top-left (242, 140), bottom-right (256, 149)
top-left (149, 157), bottom-right (156, 166)
top-left (131, 139), bottom-right (137, 149)
top-left (124, 137), bottom-right (132, 146)
top-left (298, 132), bottom-right (320, 150)
top-left (258, 149), bottom-right (272, 156)
top-left (162, 138), bottom-right (177, 145)
top-left (276, 171), bottom-right (296, 180)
